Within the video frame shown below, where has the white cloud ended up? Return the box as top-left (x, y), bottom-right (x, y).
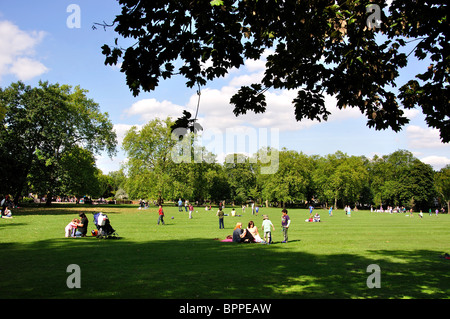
top-left (229, 71), bottom-right (264, 87)
top-left (124, 98), bottom-right (193, 123)
top-left (113, 123), bottom-right (143, 146)
top-left (9, 57), bottom-right (48, 81)
top-left (0, 20), bottom-right (48, 81)
top-left (95, 153), bottom-right (125, 174)
top-left (244, 58), bottom-right (266, 73)
top-left (420, 156), bottom-right (450, 171)
top-left (125, 69), bottom-right (365, 138)
top-left (402, 108), bottom-right (420, 119)
top-left (406, 125), bottom-right (445, 149)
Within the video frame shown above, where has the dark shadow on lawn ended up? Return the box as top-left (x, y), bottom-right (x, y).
top-left (12, 206), bottom-right (122, 216)
top-left (0, 238), bottom-right (448, 299)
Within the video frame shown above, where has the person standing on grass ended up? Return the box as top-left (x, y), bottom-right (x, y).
top-left (262, 215), bottom-right (274, 244)
top-left (178, 198), bottom-right (183, 212)
top-left (281, 209), bottom-right (291, 243)
top-left (157, 205), bottom-right (165, 225)
top-left (217, 207), bottom-right (225, 229)
top-left (189, 203), bottom-right (194, 219)
top-left (309, 205), bottom-right (314, 218)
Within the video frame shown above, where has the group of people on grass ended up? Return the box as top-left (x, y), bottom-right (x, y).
top-left (161, 201), bottom-right (293, 244)
top-left (231, 209), bottom-right (291, 244)
top-left (64, 212), bottom-right (89, 237)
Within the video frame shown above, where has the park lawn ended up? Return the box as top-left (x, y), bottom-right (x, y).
top-left (0, 204), bottom-right (449, 299)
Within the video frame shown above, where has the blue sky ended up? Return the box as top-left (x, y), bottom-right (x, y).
top-left (1, 1), bottom-right (449, 173)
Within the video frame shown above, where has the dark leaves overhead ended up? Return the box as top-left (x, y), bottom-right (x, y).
top-left (101, 0), bottom-right (449, 142)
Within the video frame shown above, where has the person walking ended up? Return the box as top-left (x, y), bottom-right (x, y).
top-left (157, 205), bottom-right (165, 225)
top-left (262, 215), bottom-right (275, 244)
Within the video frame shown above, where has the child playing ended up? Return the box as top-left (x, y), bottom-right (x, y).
top-left (262, 215), bottom-right (275, 244)
top-left (157, 205), bottom-right (165, 225)
top-left (189, 204), bottom-right (194, 219)
top-left (65, 218), bottom-right (79, 237)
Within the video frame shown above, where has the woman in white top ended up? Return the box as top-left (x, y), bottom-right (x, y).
top-left (247, 221), bottom-right (264, 243)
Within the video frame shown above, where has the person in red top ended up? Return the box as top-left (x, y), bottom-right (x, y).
top-left (157, 205), bottom-right (165, 225)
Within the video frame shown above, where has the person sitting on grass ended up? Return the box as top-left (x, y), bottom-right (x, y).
top-left (1, 206), bottom-right (13, 219)
top-left (65, 218), bottom-right (79, 237)
top-left (247, 221), bottom-right (264, 243)
top-left (313, 213), bottom-right (321, 222)
top-left (232, 222), bottom-right (243, 243)
top-left (232, 222), bottom-right (255, 243)
top-left (75, 213), bottom-right (89, 237)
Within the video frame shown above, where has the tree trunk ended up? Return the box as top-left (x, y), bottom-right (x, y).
top-left (46, 193), bottom-right (52, 207)
top-left (13, 190), bottom-right (21, 207)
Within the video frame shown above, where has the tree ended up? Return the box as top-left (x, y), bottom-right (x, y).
top-left (259, 148), bottom-right (312, 207)
top-left (122, 117), bottom-right (222, 203)
top-left (205, 166), bottom-right (231, 203)
top-left (0, 81), bottom-right (117, 205)
top-left (367, 150), bottom-right (435, 210)
top-left (312, 151), bottom-right (368, 208)
top-left (434, 165), bottom-right (450, 213)
top-left (368, 150), bottom-right (414, 207)
top-left (101, 0), bottom-right (448, 142)
top-left (223, 153), bottom-right (257, 204)
top-left (58, 146), bottom-right (103, 199)
top-left (122, 118), bottom-right (177, 203)
top-left (398, 159), bottom-right (435, 211)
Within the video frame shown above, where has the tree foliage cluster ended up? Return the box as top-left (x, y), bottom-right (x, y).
top-left (102, 0), bottom-right (448, 142)
top-left (0, 81), bottom-right (117, 205)
top-left (119, 118), bottom-right (447, 211)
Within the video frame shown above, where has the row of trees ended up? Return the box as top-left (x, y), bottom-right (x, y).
top-left (116, 118), bottom-right (449, 212)
top-left (1, 82), bottom-right (448, 212)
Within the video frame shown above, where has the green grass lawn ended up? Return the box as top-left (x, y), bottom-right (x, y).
top-left (0, 204), bottom-right (449, 299)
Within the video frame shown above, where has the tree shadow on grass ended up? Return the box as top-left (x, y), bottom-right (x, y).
top-left (12, 206), bottom-right (122, 216)
top-left (0, 238), bottom-right (448, 299)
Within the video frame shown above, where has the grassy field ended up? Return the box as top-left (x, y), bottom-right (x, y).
top-left (0, 203), bottom-right (449, 299)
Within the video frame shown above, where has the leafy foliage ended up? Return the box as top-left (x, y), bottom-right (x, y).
top-left (0, 81), bottom-right (117, 204)
top-left (102, 0), bottom-right (448, 141)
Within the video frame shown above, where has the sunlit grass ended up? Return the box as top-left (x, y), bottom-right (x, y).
top-left (0, 203), bottom-right (449, 299)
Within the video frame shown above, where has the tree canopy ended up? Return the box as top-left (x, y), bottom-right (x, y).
top-left (101, 0), bottom-right (448, 142)
top-left (118, 118), bottom-right (442, 211)
top-left (0, 81), bottom-right (117, 205)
